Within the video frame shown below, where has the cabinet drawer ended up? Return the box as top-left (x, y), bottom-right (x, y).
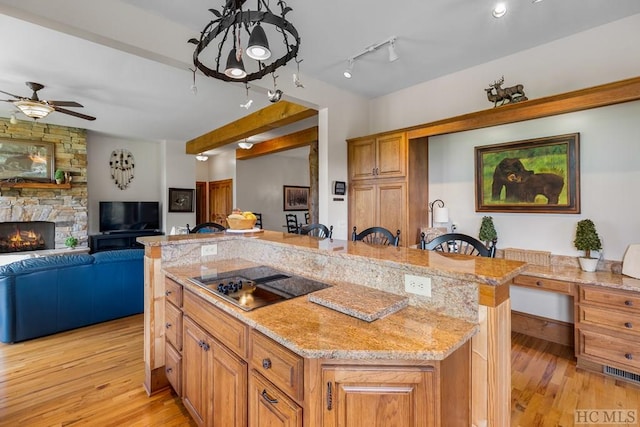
top-left (249, 371), bottom-right (302, 427)
top-left (165, 342), bottom-right (182, 396)
top-left (579, 329), bottom-right (640, 372)
top-left (165, 301), bottom-right (183, 350)
top-left (579, 305), bottom-right (640, 336)
top-left (250, 330), bottom-right (304, 402)
top-left (183, 290), bottom-right (248, 358)
top-left (580, 286), bottom-right (640, 312)
top-left (165, 277), bottom-right (183, 307)
top-left (512, 275), bottom-right (573, 295)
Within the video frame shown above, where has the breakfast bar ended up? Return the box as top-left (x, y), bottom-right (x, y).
top-left (139, 230), bottom-right (526, 426)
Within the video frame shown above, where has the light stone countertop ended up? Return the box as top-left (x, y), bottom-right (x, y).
top-left (164, 259), bottom-right (478, 361)
top-left (520, 264), bottom-right (640, 293)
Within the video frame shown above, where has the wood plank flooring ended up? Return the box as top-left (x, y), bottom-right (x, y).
top-left (1, 315), bottom-right (639, 426)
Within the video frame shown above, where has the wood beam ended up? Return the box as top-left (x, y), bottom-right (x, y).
top-left (186, 101), bottom-right (318, 155)
top-left (235, 126), bottom-right (318, 160)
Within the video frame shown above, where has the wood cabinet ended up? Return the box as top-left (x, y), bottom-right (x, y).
top-left (347, 131), bottom-right (428, 246)
top-left (348, 133), bottom-right (406, 181)
top-left (575, 284), bottom-right (640, 381)
top-left (182, 315), bottom-right (247, 427)
top-left (164, 277), bottom-right (184, 395)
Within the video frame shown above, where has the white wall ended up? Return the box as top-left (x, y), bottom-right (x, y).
top-left (162, 141), bottom-right (197, 232)
top-left (236, 153), bottom-right (310, 231)
top-left (87, 131), bottom-right (162, 234)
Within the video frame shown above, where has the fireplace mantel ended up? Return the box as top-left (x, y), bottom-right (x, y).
top-left (0, 182), bottom-right (71, 189)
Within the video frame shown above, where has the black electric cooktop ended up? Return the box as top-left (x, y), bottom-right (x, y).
top-left (189, 266), bottom-right (330, 311)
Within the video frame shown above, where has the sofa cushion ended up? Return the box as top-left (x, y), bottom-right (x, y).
top-left (0, 254), bottom-right (94, 275)
top-left (92, 248), bottom-right (144, 264)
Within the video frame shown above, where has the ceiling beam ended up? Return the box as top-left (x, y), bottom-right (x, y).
top-left (235, 126), bottom-right (318, 160)
top-left (186, 101), bottom-right (318, 155)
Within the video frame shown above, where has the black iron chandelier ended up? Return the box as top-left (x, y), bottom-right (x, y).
top-left (189, 0), bottom-right (301, 83)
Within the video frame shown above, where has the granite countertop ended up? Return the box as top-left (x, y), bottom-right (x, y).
top-left (520, 264), bottom-right (640, 293)
top-left (164, 259), bottom-right (478, 361)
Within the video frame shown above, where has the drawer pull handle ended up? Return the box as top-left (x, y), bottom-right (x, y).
top-left (625, 353), bottom-right (633, 360)
top-left (625, 322), bottom-right (633, 329)
top-left (262, 358), bottom-right (272, 369)
top-left (198, 340), bottom-right (210, 351)
top-left (165, 290), bottom-right (172, 296)
top-left (327, 382), bottom-right (333, 410)
top-left (261, 389), bottom-right (278, 404)
top-left (536, 281), bottom-right (543, 287)
top-left (166, 367), bottom-right (173, 374)
top-left (625, 300), bottom-right (633, 306)
top-left (165, 322), bottom-right (172, 329)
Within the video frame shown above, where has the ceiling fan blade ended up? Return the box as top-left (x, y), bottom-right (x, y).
top-left (49, 101), bottom-right (84, 107)
top-left (0, 89), bottom-right (21, 99)
top-left (53, 106), bottom-right (96, 121)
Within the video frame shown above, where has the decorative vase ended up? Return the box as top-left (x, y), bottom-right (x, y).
top-left (56, 178), bottom-right (63, 184)
top-left (578, 257), bottom-right (599, 272)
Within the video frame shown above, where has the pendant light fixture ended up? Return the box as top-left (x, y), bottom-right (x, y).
top-left (189, 0), bottom-right (301, 83)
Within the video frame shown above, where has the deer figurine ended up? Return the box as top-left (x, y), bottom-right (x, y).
top-left (485, 76), bottom-right (528, 107)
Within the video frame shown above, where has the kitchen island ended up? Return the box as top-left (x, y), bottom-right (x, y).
top-left (139, 230), bottom-right (526, 426)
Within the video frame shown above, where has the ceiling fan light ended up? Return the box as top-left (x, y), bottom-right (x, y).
top-left (14, 100), bottom-right (54, 119)
top-left (225, 48), bottom-right (247, 79)
top-left (246, 24), bottom-right (271, 61)
top-left (238, 141), bottom-right (253, 149)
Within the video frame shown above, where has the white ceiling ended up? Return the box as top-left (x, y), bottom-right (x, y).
top-left (1, 0), bottom-right (639, 155)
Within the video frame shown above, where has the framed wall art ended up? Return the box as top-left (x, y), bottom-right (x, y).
top-left (0, 139), bottom-right (54, 182)
top-left (168, 187), bottom-right (195, 213)
top-left (283, 185), bottom-right (310, 211)
top-left (475, 133), bottom-right (580, 213)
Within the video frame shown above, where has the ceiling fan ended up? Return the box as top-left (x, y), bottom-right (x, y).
top-left (1, 81), bottom-right (96, 121)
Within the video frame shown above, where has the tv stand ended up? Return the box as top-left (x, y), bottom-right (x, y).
top-left (89, 230), bottom-right (163, 253)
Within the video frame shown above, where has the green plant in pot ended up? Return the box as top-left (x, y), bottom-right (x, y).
top-left (573, 219), bottom-right (602, 272)
top-left (478, 216), bottom-right (498, 249)
top-left (54, 169), bottom-right (65, 184)
top-left (65, 236), bottom-right (78, 249)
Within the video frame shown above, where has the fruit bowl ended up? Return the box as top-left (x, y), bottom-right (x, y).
top-left (226, 217), bottom-right (257, 230)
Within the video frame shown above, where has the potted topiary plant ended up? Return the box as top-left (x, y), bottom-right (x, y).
top-left (54, 169), bottom-right (65, 184)
top-left (573, 219), bottom-right (602, 272)
top-left (65, 236), bottom-right (78, 249)
top-left (478, 216), bottom-right (498, 249)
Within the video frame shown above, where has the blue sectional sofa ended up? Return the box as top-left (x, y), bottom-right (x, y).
top-left (0, 249), bottom-right (144, 343)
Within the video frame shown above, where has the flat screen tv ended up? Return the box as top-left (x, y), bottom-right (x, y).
top-left (99, 201), bottom-right (161, 233)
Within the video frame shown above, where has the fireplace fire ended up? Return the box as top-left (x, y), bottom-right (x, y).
top-left (0, 221), bottom-right (55, 253)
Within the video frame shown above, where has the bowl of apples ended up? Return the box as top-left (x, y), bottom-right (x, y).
top-left (226, 209), bottom-right (257, 230)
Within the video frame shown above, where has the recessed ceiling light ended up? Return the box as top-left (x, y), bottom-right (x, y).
top-left (493, 2), bottom-right (507, 18)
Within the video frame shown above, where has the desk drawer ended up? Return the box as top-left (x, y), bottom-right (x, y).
top-left (579, 305), bottom-right (639, 336)
top-left (165, 277), bottom-right (183, 307)
top-left (579, 329), bottom-right (640, 372)
top-left (250, 330), bottom-right (304, 402)
top-left (165, 301), bottom-right (183, 350)
top-left (580, 286), bottom-right (640, 312)
top-left (513, 275), bottom-right (573, 294)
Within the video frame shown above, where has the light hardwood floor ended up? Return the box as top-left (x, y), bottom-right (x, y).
top-left (1, 315), bottom-right (639, 426)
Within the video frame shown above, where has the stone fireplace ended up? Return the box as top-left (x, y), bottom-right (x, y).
top-left (0, 221), bottom-right (55, 253)
top-left (0, 118), bottom-right (88, 248)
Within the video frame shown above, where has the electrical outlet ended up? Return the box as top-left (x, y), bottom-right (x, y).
top-left (404, 274), bottom-right (432, 297)
top-left (201, 244), bottom-right (218, 257)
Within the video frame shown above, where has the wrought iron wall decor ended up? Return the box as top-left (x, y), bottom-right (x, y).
top-left (109, 149), bottom-right (135, 190)
top-left (188, 0), bottom-right (301, 83)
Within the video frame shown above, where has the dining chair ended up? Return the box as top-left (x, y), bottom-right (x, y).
top-left (351, 226), bottom-right (400, 246)
top-left (299, 223), bottom-right (333, 238)
top-left (254, 213), bottom-right (263, 229)
top-left (420, 232), bottom-right (496, 257)
top-left (188, 222), bottom-right (226, 233)
top-left (304, 212), bottom-right (310, 224)
top-left (285, 214), bottom-right (299, 233)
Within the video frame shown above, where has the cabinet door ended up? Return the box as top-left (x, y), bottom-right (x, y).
top-left (322, 366), bottom-right (435, 427)
top-left (348, 138), bottom-right (376, 181)
top-left (211, 340), bottom-right (247, 427)
top-left (377, 181), bottom-right (406, 242)
top-left (249, 371), bottom-right (302, 427)
top-left (182, 317), bottom-right (211, 426)
top-left (349, 183), bottom-right (377, 232)
top-left (376, 132), bottom-right (406, 179)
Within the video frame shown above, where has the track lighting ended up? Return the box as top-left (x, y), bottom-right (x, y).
top-left (342, 36), bottom-right (398, 79)
top-left (343, 59), bottom-right (354, 79)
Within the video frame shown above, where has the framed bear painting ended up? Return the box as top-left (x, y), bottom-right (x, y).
top-left (475, 133), bottom-right (580, 213)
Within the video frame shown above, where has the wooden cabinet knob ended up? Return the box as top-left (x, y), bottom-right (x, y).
top-left (536, 281), bottom-right (543, 287)
top-left (262, 358), bottom-right (272, 369)
top-left (625, 353), bottom-right (633, 360)
top-left (166, 367), bottom-right (173, 373)
top-left (165, 290), bottom-right (172, 296)
top-left (625, 322), bottom-right (633, 329)
top-left (625, 300), bottom-right (633, 306)
top-left (165, 322), bottom-right (172, 329)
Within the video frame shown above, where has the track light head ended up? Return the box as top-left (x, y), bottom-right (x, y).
top-left (388, 38), bottom-right (399, 62)
top-left (343, 59), bottom-right (354, 79)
